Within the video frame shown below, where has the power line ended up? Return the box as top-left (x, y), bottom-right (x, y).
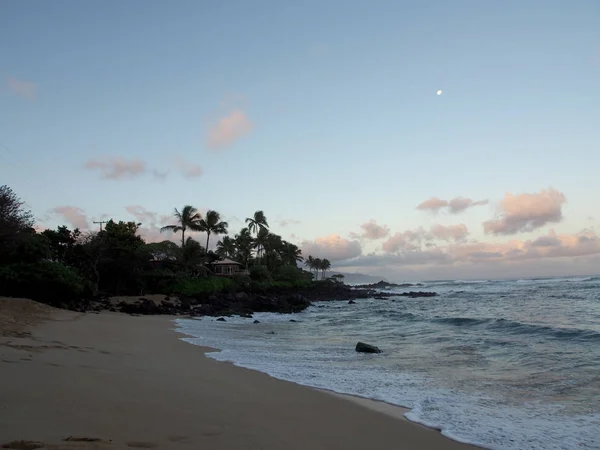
top-left (93, 221), bottom-right (107, 231)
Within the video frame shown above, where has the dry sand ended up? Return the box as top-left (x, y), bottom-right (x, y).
top-left (0, 297), bottom-right (478, 450)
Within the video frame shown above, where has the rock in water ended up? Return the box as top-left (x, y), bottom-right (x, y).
top-left (216, 317), bottom-right (226, 322)
top-left (355, 342), bottom-right (382, 353)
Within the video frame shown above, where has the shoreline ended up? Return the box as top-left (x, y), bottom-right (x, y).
top-left (179, 327), bottom-right (482, 448)
top-left (1, 297), bottom-right (479, 449)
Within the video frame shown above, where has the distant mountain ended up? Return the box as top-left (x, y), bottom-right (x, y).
top-left (329, 271), bottom-right (388, 285)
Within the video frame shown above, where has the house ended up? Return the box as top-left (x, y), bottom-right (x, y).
top-left (212, 258), bottom-right (249, 277)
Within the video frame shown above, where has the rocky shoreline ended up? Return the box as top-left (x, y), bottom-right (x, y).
top-left (56, 283), bottom-right (438, 317)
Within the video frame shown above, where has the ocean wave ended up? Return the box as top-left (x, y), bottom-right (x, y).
top-left (431, 316), bottom-right (600, 341)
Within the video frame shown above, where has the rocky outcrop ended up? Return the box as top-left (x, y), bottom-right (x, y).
top-left (50, 281), bottom-right (437, 318)
top-left (355, 280), bottom-right (423, 289)
top-left (398, 291), bottom-right (437, 298)
top-left (355, 342), bottom-right (382, 353)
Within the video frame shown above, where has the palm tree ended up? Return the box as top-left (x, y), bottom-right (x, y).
top-left (245, 210), bottom-right (269, 236)
top-left (160, 205), bottom-right (202, 248)
top-left (281, 242), bottom-right (303, 266)
top-left (216, 236), bottom-right (237, 259)
top-left (305, 255), bottom-right (316, 279)
top-left (234, 227), bottom-right (253, 267)
top-left (198, 209), bottom-right (228, 252)
top-left (254, 226), bottom-right (270, 261)
top-left (313, 257), bottom-right (322, 280)
top-left (321, 258), bottom-right (331, 279)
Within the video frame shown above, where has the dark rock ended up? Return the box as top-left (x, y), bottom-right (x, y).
top-left (398, 291), bottom-right (437, 298)
top-left (289, 319), bottom-right (298, 323)
top-left (348, 300), bottom-right (356, 304)
top-left (355, 342), bottom-right (382, 353)
top-left (267, 331), bottom-right (276, 334)
top-left (253, 320), bottom-right (260, 324)
top-left (216, 317), bottom-right (226, 322)
top-left (240, 313), bottom-right (253, 319)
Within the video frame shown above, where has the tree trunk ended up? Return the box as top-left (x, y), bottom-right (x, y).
top-left (181, 228), bottom-right (186, 248)
top-left (206, 232), bottom-right (211, 253)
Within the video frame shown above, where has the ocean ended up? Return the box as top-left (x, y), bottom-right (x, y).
top-left (176, 276), bottom-right (600, 449)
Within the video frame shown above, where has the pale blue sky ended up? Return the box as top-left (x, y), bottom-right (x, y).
top-left (1, 1), bottom-right (599, 279)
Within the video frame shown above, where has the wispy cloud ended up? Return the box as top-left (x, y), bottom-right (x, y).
top-left (277, 218), bottom-right (301, 228)
top-left (417, 196), bottom-right (488, 214)
top-left (174, 157), bottom-right (202, 179)
top-left (484, 188), bottom-right (567, 235)
top-left (7, 77), bottom-right (36, 100)
top-left (381, 224), bottom-right (469, 252)
top-left (207, 109), bottom-right (253, 149)
top-left (152, 169), bottom-right (169, 182)
top-left (84, 157), bottom-right (147, 180)
top-left (52, 206), bottom-right (89, 230)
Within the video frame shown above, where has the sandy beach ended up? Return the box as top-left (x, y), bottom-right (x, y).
top-left (0, 297), bottom-right (478, 450)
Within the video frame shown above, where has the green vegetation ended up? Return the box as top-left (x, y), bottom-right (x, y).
top-left (0, 185), bottom-right (338, 306)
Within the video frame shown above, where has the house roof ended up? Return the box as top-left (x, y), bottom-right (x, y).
top-left (213, 258), bottom-right (243, 266)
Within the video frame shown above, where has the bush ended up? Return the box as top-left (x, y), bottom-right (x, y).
top-left (249, 265), bottom-right (271, 283)
top-left (272, 265), bottom-right (311, 288)
top-left (0, 261), bottom-right (89, 305)
top-left (171, 276), bottom-right (235, 296)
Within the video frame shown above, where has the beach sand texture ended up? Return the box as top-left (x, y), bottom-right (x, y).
top-left (0, 297), bottom-right (478, 449)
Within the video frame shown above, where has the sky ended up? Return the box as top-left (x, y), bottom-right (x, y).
top-left (1, 0), bottom-right (599, 281)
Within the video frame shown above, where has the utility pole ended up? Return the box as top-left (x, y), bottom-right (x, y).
top-left (93, 221), bottom-right (107, 231)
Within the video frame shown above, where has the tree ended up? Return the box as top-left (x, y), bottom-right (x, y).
top-left (305, 255), bottom-right (316, 279)
top-left (0, 185), bottom-right (34, 238)
top-left (331, 273), bottom-right (345, 284)
top-left (245, 210), bottom-right (268, 237)
top-left (281, 242), bottom-right (303, 266)
top-left (320, 258), bottom-right (331, 279)
top-left (216, 236), bottom-right (236, 259)
top-left (94, 220), bottom-right (148, 294)
top-left (234, 227), bottom-right (253, 267)
top-left (160, 205), bottom-right (202, 248)
top-left (198, 210), bottom-right (228, 252)
top-left (254, 227), bottom-right (270, 261)
top-left (0, 185), bottom-right (36, 264)
top-left (42, 226), bottom-right (81, 265)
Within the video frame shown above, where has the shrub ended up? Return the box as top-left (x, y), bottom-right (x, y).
top-left (272, 265), bottom-right (311, 288)
top-left (0, 261), bottom-right (89, 305)
top-left (171, 276), bottom-right (235, 296)
top-left (249, 265), bottom-right (271, 283)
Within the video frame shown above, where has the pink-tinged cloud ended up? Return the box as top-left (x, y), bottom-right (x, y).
top-left (7, 77), bottom-right (36, 100)
top-left (430, 223), bottom-right (469, 242)
top-left (300, 234), bottom-right (362, 261)
top-left (336, 228), bottom-right (600, 280)
top-left (382, 224), bottom-right (469, 252)
top-left (207, 110), bottom-right (253, 149)
top-left (484, 188), bottom-right (567, 235)
top-left (125, 205), bottom-right (159, 225)
top-left (358, 220), bottom-right (390, 240)
top-left (52, 206), bottom-right (89, 230)
top-left (416, 197), bottom-right (448, 212)
top-left (417, 196), bottom-right (488, 214)
top-left (381, 231), bottom-right (423, 253)
top-left (174, 158), bottom-right (202, 179)
top-left (85, 157), bottom-right (147, 180)
top-left (127, 206), bottom-right (204, 245)
top-left (448, 197), bottom-right (489, 213)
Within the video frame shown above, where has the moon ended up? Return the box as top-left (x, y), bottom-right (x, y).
top-left (436, 89), bottom-right (443, 96)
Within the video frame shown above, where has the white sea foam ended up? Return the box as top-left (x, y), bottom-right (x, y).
top-left (176, 313), bottom-right (600, 450)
